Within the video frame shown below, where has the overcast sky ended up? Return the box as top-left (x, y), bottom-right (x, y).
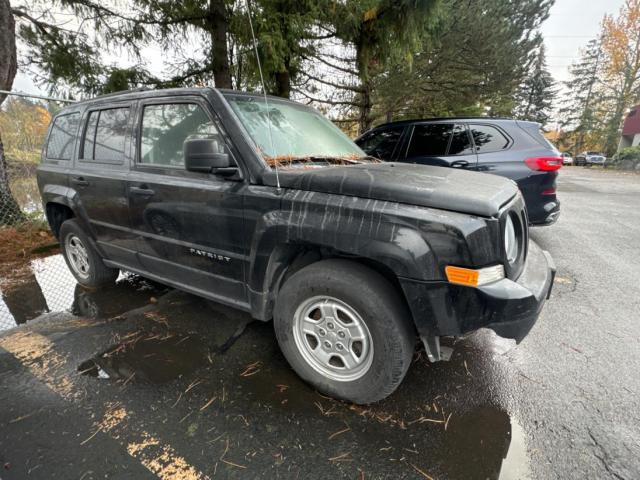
top-left (541, 0), bottom-right (625, 83)
top-left (12, 0), bottom-right (628, 98)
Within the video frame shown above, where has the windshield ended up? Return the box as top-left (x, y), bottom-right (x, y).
top-left (224, 94), bottom-right (367, 169)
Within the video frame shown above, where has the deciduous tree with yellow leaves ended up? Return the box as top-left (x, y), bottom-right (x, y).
top-left (601, 0), bottom-right (640, 155)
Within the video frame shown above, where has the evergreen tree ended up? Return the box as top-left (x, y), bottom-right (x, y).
top-left (514, 44), bottom-right (556, 124)
top-left (371, 0), bottom-right (552, 124)
top-left (558, 38), bottom-right (606, 153)
top-left (295, 0), bottom-right (442, 134)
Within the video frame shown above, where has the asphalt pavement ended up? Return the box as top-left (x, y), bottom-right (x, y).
top-left (0, 166), bottom-right (638, 479)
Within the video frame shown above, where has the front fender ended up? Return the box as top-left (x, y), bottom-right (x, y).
top-left (247, 189), bottom-right (496, 320)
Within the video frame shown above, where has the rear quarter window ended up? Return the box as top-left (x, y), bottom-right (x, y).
top-left (469, 124), bottom-right (510, 153)
top-left (46, 113), bottom-right (81, 160)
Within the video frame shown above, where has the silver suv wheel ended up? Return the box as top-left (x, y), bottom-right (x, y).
top-left (292, 296), bottom-right (373, 382)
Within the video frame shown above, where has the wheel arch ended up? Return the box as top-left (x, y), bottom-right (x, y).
top-left (249, 241), bottom-right (416, 330)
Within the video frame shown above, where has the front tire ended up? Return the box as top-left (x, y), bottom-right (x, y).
top-left (59, 219), bottom-right (119, 288)
top-left (274, 259), bottom-right (415, 404)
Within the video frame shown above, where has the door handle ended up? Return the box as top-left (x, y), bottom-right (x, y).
top-left (451, 160), bottom-right (470, 168)
top-left (71, 176), bottom-right (89, 187)
top-left (130, 186), bottom-right (155, 197)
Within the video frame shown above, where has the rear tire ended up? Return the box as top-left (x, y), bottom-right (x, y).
top-left (274, 259), bottom-right (415, 404)
top-left (59, 219), bottom-right (119, 288)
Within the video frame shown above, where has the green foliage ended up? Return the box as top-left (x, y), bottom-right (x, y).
top-left (611, 145), bottom-right (640, 170)
top-left (514, 45), bottom-right (555, 124)
top-left (557, 39), bottom-right (608, 153)
top-left (372, 0), bottom-right (552, 124)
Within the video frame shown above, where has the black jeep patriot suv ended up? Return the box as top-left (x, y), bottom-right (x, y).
top-left (38, 88), bottom-right (555, 404)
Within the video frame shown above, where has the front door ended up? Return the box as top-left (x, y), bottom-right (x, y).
top-left (402, 122), bottom-right (477, 169)
top-left (128, 97), bottom-right (249, 308)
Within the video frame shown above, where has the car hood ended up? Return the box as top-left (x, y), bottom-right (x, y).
top-left (263, 162), bottom-right (519, 217)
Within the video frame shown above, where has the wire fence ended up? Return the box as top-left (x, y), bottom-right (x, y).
top-left (0, 156), bottom-right (80, 331)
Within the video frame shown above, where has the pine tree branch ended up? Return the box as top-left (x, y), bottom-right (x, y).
top-left (292, 88), bottom-right (361, 107)
top-left (300, 71), bottom-right (364, 93)
top-left (303, 53), bottom-right (358, 76)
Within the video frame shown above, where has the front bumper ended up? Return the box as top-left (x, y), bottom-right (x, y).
top-left (400, 240), bottom-right (556, 347)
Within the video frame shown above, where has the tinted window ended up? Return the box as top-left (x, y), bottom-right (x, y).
top-left (46, 113), bottom-right (80, 160)
top-left (140, 103), bottom-right (219, 167)
top-left (357, 127), bottom-right (403, 159)
top-left (448, 124), bottom-right (473, 155)
top-left (82, 107), bottom-right (130, 162)
top-left (470, 124), bottom-right (509, 153)
top-left (407, 124), bottom-right (453, 157)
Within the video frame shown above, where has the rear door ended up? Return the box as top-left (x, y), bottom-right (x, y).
top-left (127, 96), bottom-right (248, 308)
top-left (401, 122), bottom-right (477, 168)
top-left (73, 102), bottom-right (139, 267)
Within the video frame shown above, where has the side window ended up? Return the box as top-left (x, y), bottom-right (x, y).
top-left (81, 107), bottom-right (130, 163)
top-left (469, 124), bottom-right (509, 153)
top-left (407, 123), bottom-right (453, 157)
top-left (140, 103), bottom-right (219, 168)
top-left (448, 124), bottom-right (473, 155)
top-left (357, 127), bottom-right (403, 159)
top-left (46, 113), bottom-right (80, 160)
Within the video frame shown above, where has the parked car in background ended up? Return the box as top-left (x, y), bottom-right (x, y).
top-left (37, 88), bottom-right (555, 404)
top-left (575, 151), bottom-right (606, 166)
top-left (355, 118), bottom-right (563, 226)
top-left (561, 152), bottom-right (573, 165)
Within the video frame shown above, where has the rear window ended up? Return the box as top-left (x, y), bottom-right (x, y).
top-left (469, 124), bottom-right (510, 153)
top-left (356, 127), bottom-right (403, 159)
top-left (46, 113), bottom-right (80, 160)
top-left (81, 107), bottom-right (130, 163)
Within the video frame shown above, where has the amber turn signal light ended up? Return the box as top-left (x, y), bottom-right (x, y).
top-left (445, 264), bottom-right (505, 287)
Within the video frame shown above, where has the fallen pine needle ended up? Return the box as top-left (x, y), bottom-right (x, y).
top-left (407, 416), bottom-right (445, 426)
top-left (121, 371), bottom-right (136, 388)
top-left (329, 452), bottom-right (352, 462)
top-left (200, 396), bottom-right (217, 411)
top-left (240, 361), bottom-right (262, 377)
top-left (184, 379), bottom-right (203, 394)
top-left (444, 412), bottom-right (452, 431)
top-left (222, 459), bottom-right (246, 469)
top-left (328, 426), bottom-right (351, 440)
top-left (80, 426), bottom-right (103, 446)
top-left (410, 463), bottom-right (434, 480)
top-left (171, 392), bottom-right (183, 408)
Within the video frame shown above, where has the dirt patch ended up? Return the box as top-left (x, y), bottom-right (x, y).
top-left (0, 223), bottom-right (58, 283)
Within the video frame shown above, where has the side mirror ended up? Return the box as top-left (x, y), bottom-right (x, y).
top-left (184, 137), bottom-right (235, 174)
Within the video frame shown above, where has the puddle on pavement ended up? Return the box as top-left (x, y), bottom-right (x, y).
top-left (78, 333), bottom-right (206, 384)
top-left (0, 253), bottom-right (168, 331)
top-left (441, 405), bottom-right (531, 480)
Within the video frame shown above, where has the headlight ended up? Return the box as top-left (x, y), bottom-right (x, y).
top-left (504, 213), bottom-right (518, 264)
